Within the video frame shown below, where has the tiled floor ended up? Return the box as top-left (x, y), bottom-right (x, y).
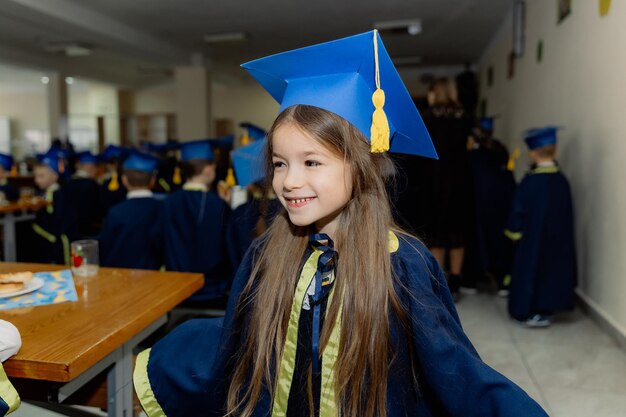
top-left (12, 293), bottom-right (626, 416)
top-left (456, 293), bottom-right (626, 417)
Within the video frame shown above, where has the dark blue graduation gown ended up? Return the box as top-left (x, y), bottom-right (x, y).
top-left (0, 181), bottom-right (19, 202)
top-left (506, 165), bottom-right (577, 319)
top-left (135, 234), bottom-right (548, 417)
top-left (227, 198), bottom-right (281, 270)
top-left (63, 176), bottom-right (102, 237)
top-left (162, 190), bottom-right (232, 300)
top-left (98, 197), bottom-right (163, 269)
top-left (467, 144), bottom-right (515, 277)
top-left (99, 177), bottom-right (127, 214)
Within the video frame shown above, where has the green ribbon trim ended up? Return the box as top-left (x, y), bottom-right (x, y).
top-left (504, 229), bottom-right (523, 241)
top-left (61, 234), bottom-right (70, 266)
top-left (182, 182), bottom-right (208, 192)
top-left (530, 166), bottom-right (560, 175)
top-left (158, 178), bottom-right (171, 192)
top-left (272, 249), bottom-right (340, 417)
top-left (32, 223), bottom-right (56, 243)
top-left (133, 349), bottom-right (167, 417)
top-left (0, 363), bottom-right (20, 414)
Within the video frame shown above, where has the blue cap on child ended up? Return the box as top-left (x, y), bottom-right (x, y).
top-left (239, 122), bottom-right (267, 141)
top-left (211, 135), bottom-right (235, 150)
top-left (122, 151), bottom-right (159, 173)
top-left (77, 151), bottom-right (98, 165)
top-left (37, 149), bottom-right (65, 174)
top-left (241, 30), bottom-right (437, 159)
top-left (524, 126), bottom-right (559, 150)
top-left (179, 139), bottom-right (215, 162)
top-left (231, 139), bottom-right (266, 187)
top-left (100, 145), bottom-right (127, 161)
top-left (0, 153), bottom-right (13, 171)
top-left (479, 117), bottom-right (494, 131)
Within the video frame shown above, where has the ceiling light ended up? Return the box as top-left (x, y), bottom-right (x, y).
top-left (374, 19), bottom-right (423, 36)
top-left (203, 32), bottom-right (248, 44)
top-left (65, 77), bottom-right (74, 85)
top-left (41, 76), bottom-right (49, 84)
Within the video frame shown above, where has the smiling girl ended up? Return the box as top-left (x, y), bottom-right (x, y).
top-left (134, 31), bottom-right (548, 417)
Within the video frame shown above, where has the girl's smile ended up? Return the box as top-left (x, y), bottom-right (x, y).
top-left (271, 123), bottom-right (353, 238)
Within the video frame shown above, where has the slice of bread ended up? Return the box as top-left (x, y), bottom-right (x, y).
top-left (0, 272), bottom-right (33, 294)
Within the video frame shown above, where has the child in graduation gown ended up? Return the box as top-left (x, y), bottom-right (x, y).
top-left (0, 154), bottom-right (18, 203)
top-left (161, 140), bottom-right (232, 301)
top-left (29, 150), bottom-right (77, 265)
top-left (134, 31), bottom-right (548, 417)
top-left (0, 320), bottom-right (21, 415)
top-left (98, 152), bottom-right (163, 269)
top-left (505, 127), bottom-right (577, 327)
top-left (63, 151), bottom-right (102, 238)
top-left (98, 145), bottom-right (128, 214)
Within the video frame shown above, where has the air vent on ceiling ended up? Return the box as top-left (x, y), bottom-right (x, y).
top-left (203, 32), bottom-right (248, 44)
top-left (374, 19), bottom-right (422, 36)
top-left (43, 41), bottom-right (93, 57)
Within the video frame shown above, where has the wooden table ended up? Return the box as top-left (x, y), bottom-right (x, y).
top-left (0, 263), bottom-right (204, 416)
top-left (0, 199), bottom-right (49, 262)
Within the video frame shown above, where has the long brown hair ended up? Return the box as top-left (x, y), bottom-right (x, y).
top-left (227, 105), bottom-right (412, 417)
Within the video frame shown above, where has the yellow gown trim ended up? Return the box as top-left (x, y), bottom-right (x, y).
top-left (504, 229), bottom-right (523, 241)
top-left (0, 363), bottom-right (20, 414)
top-left (272, 231), bottom-right (399, 416)
top-left (133, 348), bottom-right (167, 417)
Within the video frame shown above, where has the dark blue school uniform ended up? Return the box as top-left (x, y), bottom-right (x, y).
top-left (466, 141), bottom-right (516, 282)
top-left (64, 175), bottom-right (102, 237)
top-left (29, 185), bottom-right (78, 265)
top-left (0, 181), bottom-right (19, 202)
top-left (162, 188), bottom-right (232, 300)
top-left (134, 234), bottom-right (548, 417)
top-left (227, 197), bottom-right (281, 270)
top-left (98, 195), bottom-right (163, 269)
top-left (99, 175), bottom-right (128, 214)
top-left (506, 164), bottom-right (577, 320)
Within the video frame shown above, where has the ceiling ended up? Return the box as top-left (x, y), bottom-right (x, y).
top-left (0, 0), bottom-right (511, 88)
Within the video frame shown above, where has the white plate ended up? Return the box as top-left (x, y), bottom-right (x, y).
top-left (0, 277), bottom-right (45, 299)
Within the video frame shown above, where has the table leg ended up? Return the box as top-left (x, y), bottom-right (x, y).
top-left (107, 315), bottom-right (167, 417)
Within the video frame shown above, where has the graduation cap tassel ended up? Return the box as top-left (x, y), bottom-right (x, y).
top-left (370, 30), bottom-right (390, 153)
top-left (173, 166), bottom-right (182, 185)
top-left (226, 167), bottom-right (237, 187)
top-left (241, 129), bottom-right (251, 146)
top-left (10, 163), bottom-right (17, 177)
top-left (108, 172), bottom-right (120, 191)
top-left (507, 147), bottom-right (521, 171)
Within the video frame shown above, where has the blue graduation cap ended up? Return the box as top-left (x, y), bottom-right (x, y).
top-left (146, 141), bottom-right (179, 154)
top-left (211, 135), bottom-right (235, 150)
top-left (0, 153), bottom-right (13, 171)
top-left (241, 30), bottom-right (437, 158)
top-left (239, 122), bottom-right (267, 141)
top-left (37, 149), bottom-right (66, 174)
top-left (100, 145), bottom-right (127, 162)
top-left (180, 139), bottom-right (215, 162)
top-left (479, 117), bottom-right (494, 131)
top-left (231, 139), bottom-right (266, 187)
top-left (77, 151), bottom-right (98, 165)
top-left (524, 126), bottom-right (559, 150)
top-left (122, 151), bottom-right (159, 173)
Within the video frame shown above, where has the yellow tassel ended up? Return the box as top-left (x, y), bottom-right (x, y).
top-left (369, 30), bottom-right (390, 153)
top-left (226, 167), bottom-right (236, 187)
top-left (108, 172), bottom-right (120, 191)
top-left (173, 166), bottom-right (182, 185)
top-left (370, 89), bottom-right (390, 153)
top-left (10, 164), bottom-right (17, 177)
top-left (507, 147), bottom-right (521, 171)
top-left (58, 159), bottom-right (65, 174)
top-left (241, 130), bottom-right (251, 146)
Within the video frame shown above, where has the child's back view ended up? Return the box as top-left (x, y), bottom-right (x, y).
top-left (505, 127), bottom-right (577, 327)
top-left (98, 152), bottom-right (163, 270)
top-left (162, 139), bottom-right (232, 301)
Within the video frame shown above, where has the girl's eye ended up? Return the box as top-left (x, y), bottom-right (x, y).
top-left (305, 160), bottom-right (321, 167)
top-left (273, 161), bottom-right (285, 168)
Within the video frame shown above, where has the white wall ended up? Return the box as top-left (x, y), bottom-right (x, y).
top-left (0, 88), bottom-right (48, 156)
top-left (479, 0), bottom-right (626, 335)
